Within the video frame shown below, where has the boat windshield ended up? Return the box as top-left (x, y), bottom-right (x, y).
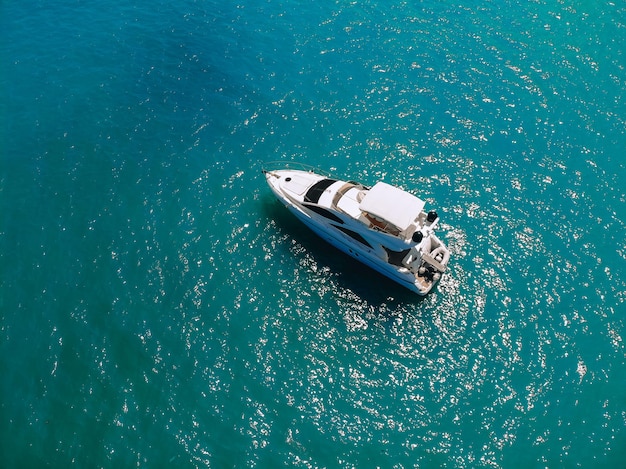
top-left (304, 178), bottom-right (337, 204)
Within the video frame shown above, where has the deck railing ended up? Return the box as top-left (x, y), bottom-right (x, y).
top-left (261, 160), bottom-right (334, 178)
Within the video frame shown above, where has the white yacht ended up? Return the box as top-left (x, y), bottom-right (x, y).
top-left (263, 163), bottom-right (450, 295)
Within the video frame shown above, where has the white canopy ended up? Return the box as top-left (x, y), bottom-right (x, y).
top-left (359, 182), bottom-right (425, 231)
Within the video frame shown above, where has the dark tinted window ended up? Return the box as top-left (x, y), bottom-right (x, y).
top-left (304, 179), bottom-right (337, 203)
top-left (304, 204), bottom-right (344, 224)
top-left (336, 226), bottom-right (372, 248)
top-left (384, 247), bottom-right (410, 266)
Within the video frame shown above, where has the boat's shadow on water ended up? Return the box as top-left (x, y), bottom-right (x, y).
top-left (262, 199), bottom-right (425, 308)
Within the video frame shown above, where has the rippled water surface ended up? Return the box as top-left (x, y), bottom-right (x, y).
top-left (2, 0), bottom-right (625, 467)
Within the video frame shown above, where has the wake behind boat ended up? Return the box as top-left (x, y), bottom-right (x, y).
top-left (263, 162), bottom-right (450, 295)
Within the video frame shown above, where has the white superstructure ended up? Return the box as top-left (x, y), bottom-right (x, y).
top-left (263, 164), bottom-right (450, 295)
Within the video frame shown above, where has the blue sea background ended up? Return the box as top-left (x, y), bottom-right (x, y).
top-left (1, 0), bottom-right (625, 467)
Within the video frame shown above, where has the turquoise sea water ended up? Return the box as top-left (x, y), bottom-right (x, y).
top-left (1, 0), bottom-right (625, 467)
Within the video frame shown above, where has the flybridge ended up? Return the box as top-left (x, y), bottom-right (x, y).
top-left (359, 182), bottom-right (426, 233)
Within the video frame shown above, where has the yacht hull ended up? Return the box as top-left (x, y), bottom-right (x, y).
top-left (264, 164), bottom-right (450, 295)
top-left (283, 200), bottom-right (422, 292)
